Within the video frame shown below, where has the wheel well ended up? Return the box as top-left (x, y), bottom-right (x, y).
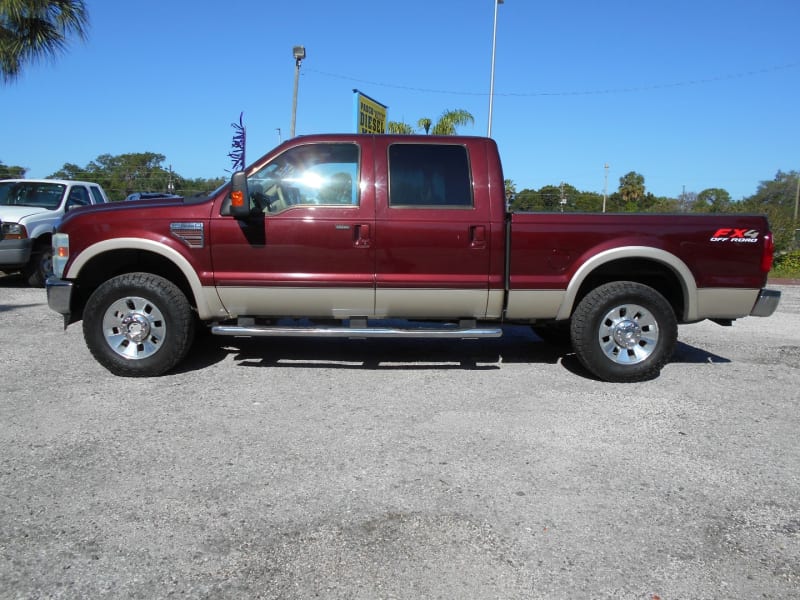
top-left (33, 232), bottom-right (52, 250)
top-left (69, 249), bottom-right (196, 320)
top-left (572, 258), bottom-right (685, 320)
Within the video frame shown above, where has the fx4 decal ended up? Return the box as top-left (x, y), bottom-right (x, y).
top-left (710, 228), bottom-right (760, 243)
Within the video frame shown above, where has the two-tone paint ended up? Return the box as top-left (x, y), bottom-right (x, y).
top-left (52, 134), bottom-right (776, 328)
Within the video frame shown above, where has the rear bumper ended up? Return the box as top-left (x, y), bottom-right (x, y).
top-left (750, 288), bottom-right (781, 317)
top-left (46, 276), bottom-right (73, 322)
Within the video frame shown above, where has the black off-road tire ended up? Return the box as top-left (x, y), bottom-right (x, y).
top-left (82, 273), bottom-right (195, 377)
top-left (570, 281), bottom-right (678, 383)
top-left (24, 244), bottom-right (53, 287)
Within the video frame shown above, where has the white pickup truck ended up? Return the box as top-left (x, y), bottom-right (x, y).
top-left (0, 179), bottom-right (109, 286)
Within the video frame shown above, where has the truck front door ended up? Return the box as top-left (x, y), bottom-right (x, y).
top-left (211, 141), bottom-right (376, 319)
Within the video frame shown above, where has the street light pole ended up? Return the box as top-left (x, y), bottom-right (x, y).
top-left (487, 0), bottom-right (503, 137)
top-left (603, 163), bottom-right (609, 213)
top-left (290, 45), bottom-right (306, 138)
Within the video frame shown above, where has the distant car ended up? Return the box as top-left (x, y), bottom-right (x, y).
top-left (125, 192), bottom-right (182, 201)
top-left (0, 179), bottom-right (109, 286)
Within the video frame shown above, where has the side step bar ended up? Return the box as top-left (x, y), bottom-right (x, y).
top-left (212, 319), bottom-right (503, 340)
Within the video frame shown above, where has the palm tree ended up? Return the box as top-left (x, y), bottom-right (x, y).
top-left (618, 171), bottom-right (646, 205)
top-left (0, 0), bottom-right (89, 83)
top-left (427, 109), bottom-right (474, 135)
top-left (417, 117), bottom-right (432, 134)
top-left (387, 121), bottom-right (415, 135)
top-left (388, 109), bottom-right (475, 136)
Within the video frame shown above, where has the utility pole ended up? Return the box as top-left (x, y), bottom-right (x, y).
top-left (290, 46), bottom-right (306, 138)
top-left (794, 172), bottom-right (799, 246)
top-left (603, 163), bottom-right (609, 213)
top-left (487, 0), bottom-right (504, 137)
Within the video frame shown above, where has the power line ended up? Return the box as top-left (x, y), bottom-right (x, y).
top-left (306, 60), bottom-right (800, 98)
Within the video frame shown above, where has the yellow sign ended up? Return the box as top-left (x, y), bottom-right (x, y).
top-left (354, 90), bottom-right (387, 134)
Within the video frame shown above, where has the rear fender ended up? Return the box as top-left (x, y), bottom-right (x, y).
top-left (556, 246), bottom-right (697, 321)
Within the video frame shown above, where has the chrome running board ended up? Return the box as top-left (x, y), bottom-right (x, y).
top-left (212, 319), bottom-right (502, 340)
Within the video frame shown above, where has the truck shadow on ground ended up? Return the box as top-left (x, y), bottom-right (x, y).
top-left (178, 325), bottom-right (730, 380)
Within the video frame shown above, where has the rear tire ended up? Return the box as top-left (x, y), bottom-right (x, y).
top-left (570, 281), bottom-right (677, 382)
top-left (82, 273), bottom-right (195, 377)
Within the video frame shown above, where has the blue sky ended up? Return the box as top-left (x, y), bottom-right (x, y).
top-left (1, 0), bottom-right (798, 200)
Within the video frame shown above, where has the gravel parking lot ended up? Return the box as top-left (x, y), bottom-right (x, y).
top-left (1, 274), bottom-right (798, 599)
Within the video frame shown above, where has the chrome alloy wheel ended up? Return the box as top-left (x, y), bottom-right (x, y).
top-left (597, 302), bottom-right (659, 365)
top-left (101, 295), bottom-right (166, 360)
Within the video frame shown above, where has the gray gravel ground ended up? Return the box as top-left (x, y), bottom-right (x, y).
top-left (1, 274), bottom-right (798, 599)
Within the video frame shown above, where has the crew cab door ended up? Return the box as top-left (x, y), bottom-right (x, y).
top-left (210, 141), bottom-right (375, 318)
top-left (372, 139), bottom-right (494, 319)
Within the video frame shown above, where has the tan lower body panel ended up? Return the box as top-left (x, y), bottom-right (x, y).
top-left (695, 288), bottom-right (759, 319)
top-left (215, 287), bottom-right (374, 319)
top-left (214, 287), bottom-right (501, 320)
top-left (375, 289), bottom-right (496, 319)
top-left (505, 289), bottom-right (566, 320)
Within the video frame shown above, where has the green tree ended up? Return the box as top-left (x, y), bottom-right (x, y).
top-left (0, 0), bottom-right (89, 83)
top-left (646, 195), bottom-right (681, 213)
top-left (0, 160), bottom-right (26, 178)
top-left (387, 121), bottom-right (414, 134)
top-left (388, 109), bottom-right (475, 136)
top-left (509, 188), bottom-right (539, 211)
top-left (428, 109), bottom-right (474, 135)
top-left (504, 179), bottom-right (516, 209)
top-left (693, 188), bottom-right (732, 213)
top-left (572, 189), bottom-right (603, 212)
top-left (617, 171), bottom-right (646, 210)
top-left (49, 152), bottom-right (225, 201)
top-left (739, 170), bottom-right (799, 252)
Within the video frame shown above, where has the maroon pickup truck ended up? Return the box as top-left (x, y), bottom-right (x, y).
top-left (46, 135), bottom-right (780, 382)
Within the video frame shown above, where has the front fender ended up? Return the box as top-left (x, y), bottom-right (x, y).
top-left (65, 237), bottom-right (228, 320)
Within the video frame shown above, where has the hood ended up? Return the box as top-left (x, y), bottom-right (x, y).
top-left (0, 205), bottom-right (50, 222)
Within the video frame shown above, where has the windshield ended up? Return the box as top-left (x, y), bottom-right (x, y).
top-left (0, 181), bottom-right (66, 210)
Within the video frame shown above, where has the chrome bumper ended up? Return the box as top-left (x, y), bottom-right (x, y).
top-left (750, 288), bottom-right (781, 317)
top-left (46, 276), bottom-right (73, 326)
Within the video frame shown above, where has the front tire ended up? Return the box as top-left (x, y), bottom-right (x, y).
top-left (82, 273), bottom-right (195, 377)
top-left (570, 281), bottom-right (678, 382)
top-left (24, 244), bottom-right (53, 287)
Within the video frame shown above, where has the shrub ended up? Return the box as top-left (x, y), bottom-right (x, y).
top-left (771, 250), bottom-right (800, 278)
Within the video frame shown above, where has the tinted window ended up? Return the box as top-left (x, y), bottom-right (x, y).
top-left (66, 186), bottom-right (90, 209)
top-left (248, 143), bottom-right (359, 213)
top-left (90, 186), bottom-right (106, 204)
top-left (388, 144), bottom-right (472, 208)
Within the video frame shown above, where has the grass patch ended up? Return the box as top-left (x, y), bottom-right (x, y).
top-left (771, 250), bottom-right (800, 279)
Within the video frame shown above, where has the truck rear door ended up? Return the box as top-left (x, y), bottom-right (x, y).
top-left (372, 138), bottom-right (494, 319)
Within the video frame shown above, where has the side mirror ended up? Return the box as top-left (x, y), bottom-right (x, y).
top-left (229, 171), bottom-right (250, 218)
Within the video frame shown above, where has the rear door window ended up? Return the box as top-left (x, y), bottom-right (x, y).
top-left (388, 144), bottom-right (473, 208)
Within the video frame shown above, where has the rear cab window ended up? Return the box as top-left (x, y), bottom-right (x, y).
top-left (388, 144), bottom-right (473, 208)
